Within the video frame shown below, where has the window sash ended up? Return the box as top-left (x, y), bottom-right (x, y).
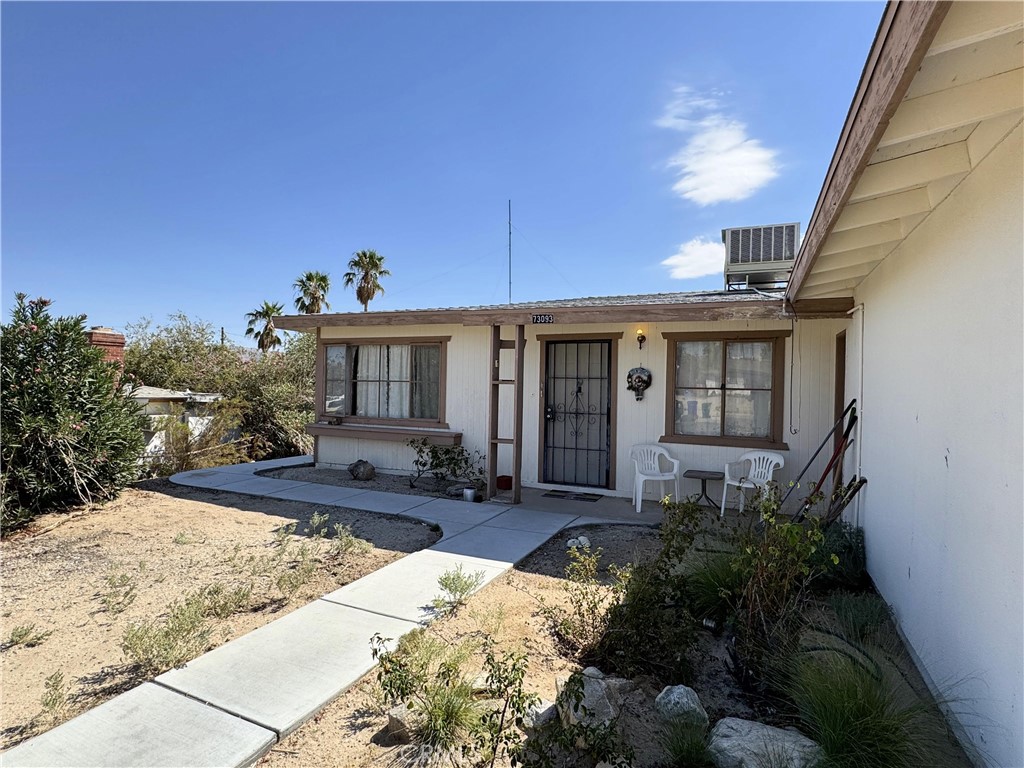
top-left (674, 340), bottom-right (774, 439)
top-left (323, 342), bottom-right (441, 421)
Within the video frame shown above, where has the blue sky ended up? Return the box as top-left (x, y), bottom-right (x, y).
top-left (2, 2), bottom-right (884, 344)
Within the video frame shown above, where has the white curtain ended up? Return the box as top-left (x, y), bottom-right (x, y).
top-left (354, 345), bottom-right (411, 418)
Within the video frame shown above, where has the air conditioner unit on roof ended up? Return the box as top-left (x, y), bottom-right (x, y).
top-left (721, 222), bottom-right (799, 290)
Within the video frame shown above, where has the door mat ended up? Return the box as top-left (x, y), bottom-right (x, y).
top-left (542, 490), bottom-right (604, 502)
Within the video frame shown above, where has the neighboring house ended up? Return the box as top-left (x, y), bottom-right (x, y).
top-left (129, 386), bottom-right (224, 456)
top-left (275, 1), bottom-right (1022, 763)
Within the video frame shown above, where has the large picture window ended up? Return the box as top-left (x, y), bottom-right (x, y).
top-left (663, 331), bottom-right (788, 449)
top-left (320, 338), bottom-right (446, 424)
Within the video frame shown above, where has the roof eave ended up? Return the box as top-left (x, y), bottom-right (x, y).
top-left (786, 0), bottom-right (951, 301)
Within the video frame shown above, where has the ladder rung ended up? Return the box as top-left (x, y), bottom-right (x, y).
top-left (490, 438), bottom-right (514, 445)
top-left (491, 379), bottom-right (516, 385)
top-left (498, 340), bottom-right (517, 349)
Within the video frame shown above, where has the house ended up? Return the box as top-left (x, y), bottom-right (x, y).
top-left (129, 385), bottom-right (224, 457)
top-left (275, 1), bottom-right (1022, 763)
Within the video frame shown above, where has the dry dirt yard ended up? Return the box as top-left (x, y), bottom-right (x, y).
top-left (0, 479), bottom-right (439, 751)
top-left (258, 524), bottom-right (753, 768)
top-left (261, 465), bottom-right (458, 499)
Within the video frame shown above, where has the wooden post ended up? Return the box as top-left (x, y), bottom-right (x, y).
top-left (512, 324), bottom-right (525, 504)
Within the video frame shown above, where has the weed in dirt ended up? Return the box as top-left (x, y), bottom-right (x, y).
top-left (329, 523), bottom-right (372, 557)
top-left (275, 543), bottom-right (317, 601)
top-left (39, 670), bottom-right (68, 723)
top-left (307, 511), bottom-right (331, 539)
top-left (173, 529), bottom-right (206, 545)
top-left (432, 564), bottom-right (485, 615)
top-left (120, 593), bottom-right (212, 674)
top-left (196, 583), bottom-right (253, 619)
top-left (5, 623), bottom-right (53, 649)
top-left (660, 719), bottom-right (714, 767)
top-left (100, 569), bottom-right (139, 614)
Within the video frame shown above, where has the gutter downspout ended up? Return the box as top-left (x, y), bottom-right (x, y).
top-left (847, 303), bottom-right (865, 526)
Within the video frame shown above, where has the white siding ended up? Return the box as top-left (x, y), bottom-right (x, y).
top-left (315, 318), bottom-right (849, 510)
top-left (848, 125), bottom-right (1023, 766)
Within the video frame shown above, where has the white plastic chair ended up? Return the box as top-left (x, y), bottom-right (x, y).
top-left (720, 450), bottom-right (785, 518)
top-left (630, 444), bottom-right (681, 514)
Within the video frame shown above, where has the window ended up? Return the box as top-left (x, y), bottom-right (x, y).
top-left (320, 338), bottom-right (447, 424)
top-left (663, 331), bottom-right (788, 449)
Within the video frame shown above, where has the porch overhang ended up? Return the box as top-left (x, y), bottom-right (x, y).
top-left (787, 0), bottom-right (1024, 302)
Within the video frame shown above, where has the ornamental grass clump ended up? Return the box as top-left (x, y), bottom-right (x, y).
top-left (1, 294), bottom-right (146, 532)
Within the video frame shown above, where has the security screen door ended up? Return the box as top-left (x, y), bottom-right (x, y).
top-left (542, 341), bottom-right (612, 488)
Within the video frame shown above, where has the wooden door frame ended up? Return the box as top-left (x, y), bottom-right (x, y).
top-left (536, 333), bottom-right (622, 490)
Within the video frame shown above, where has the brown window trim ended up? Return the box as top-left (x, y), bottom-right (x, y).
top-left (661, 330), bottom-right (791, 451)
top-left (315, 335), bottom-right (451, 426)
top-left (306, 422), bottom-right (462, 446)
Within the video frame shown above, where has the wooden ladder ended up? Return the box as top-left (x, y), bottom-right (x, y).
top-left (487, 324), bottom-right (525, 503)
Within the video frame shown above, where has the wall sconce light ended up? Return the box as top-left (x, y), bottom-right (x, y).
top-left (636, 328), bottom-right (646, 350)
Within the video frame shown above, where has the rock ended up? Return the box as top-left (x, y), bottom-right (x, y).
top-left (707, 718), bottom-right (822, 768)
top-left (603, 676), bottom-right (638, 701)
top-left (348, 460), bottom-right (376, 481)
top-left (567, 537), bottom-right (580, 548)
top-left (386, 703), bottom-right (414, 744)
top-left (523, 700), bottom-right (558, 731)
top-left (557, 670), bottom-right (621, 728)
top-left (655, 685), bottom-right (709, 727)
top-left (581, 666), bottom-right (605, 679)
top-left (470, 672), bottom-right (490, 694)
top-left (577, 535), bottom-right (591, 548)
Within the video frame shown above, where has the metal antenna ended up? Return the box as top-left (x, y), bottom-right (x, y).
top-left (508, 200), bottom-right (512, 305)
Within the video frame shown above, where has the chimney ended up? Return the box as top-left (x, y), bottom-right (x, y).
top-left (85, 326), bottom-right (126, 366)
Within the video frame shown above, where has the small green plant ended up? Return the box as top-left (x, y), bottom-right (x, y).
top-left (101, 569), bottom-right (139, 614)
top-left (196, 582), bottom-right (253, 619)
top-left (172, 529), bottom-right (206, 545)
top-left (432, 564), bottom-right (485, 615)
top-left (408, 438), bottom-right (485, 490)
top-left (328, 522), bottom-right (372, 557)
top-left (121, 593), bottom-right (213, 674)
top-left (541, 545), bottom-right (631, 658)
top-left (275, 543), bottom-right (317, 601)
top-left (476, 643), bottom-right (539, 766)
top-left (660, 718), bottom-right (714, 767)
top-left (812, 521), bottom-right (868, 592)
top-left (306, 511), bottom-right (330, 539)
top-left (686, 551), bottom-right (747, 629)
top-left (40, 670), bottom-right (68, 722)
top-left (6, 623), bottom-right (53, 649)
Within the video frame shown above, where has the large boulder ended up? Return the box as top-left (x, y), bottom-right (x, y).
top-left (348, 460), bottom-right (376, 481)
top-left (386, 703), bottom-right (414, 744)
top-left (522, 699), bottom-right (558, 731)
top-left (708, 718), bottom-right (822, 768)
top-left (655, 685), bottom-right (709, 728)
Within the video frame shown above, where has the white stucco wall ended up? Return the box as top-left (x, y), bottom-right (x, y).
top-left (314, 316), bottom-right (848, 511)
top-left (847, 125), bottom-right (1023, 766)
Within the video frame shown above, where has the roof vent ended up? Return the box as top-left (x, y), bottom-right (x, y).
top-left (721, 222), bottom-right (799, 290)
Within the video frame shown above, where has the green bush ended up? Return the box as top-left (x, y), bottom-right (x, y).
top-left (812, 521), bottom-right (868, 593)
top-left (408, 438), bottom-right (485, 489)
top-left (145, 400), bottom-right (251, 476)
top-left (123, 315), bottom-right (314, 461)
top-left (786, 644), bottom-right (953, 768)
top-left (1, 295), bottom-right (146, 532)
top-left (685, 551), bottom-right (747, 629)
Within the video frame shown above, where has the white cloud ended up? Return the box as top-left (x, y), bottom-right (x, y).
top-left (661, 236), bottom-right (725, 280)
top-left (657, 85), bottom-right (779, 206)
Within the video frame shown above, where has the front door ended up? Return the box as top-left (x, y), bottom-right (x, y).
top-left (542, 340), bottom-right (612, 488)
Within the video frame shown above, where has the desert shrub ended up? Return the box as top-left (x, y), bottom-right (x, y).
top-left (541, 545), bottom-right (631, 658)
top-left (786, 644), bottom-right (954, 768)
top-left (328, 522), bottom-right (373, 557)
top-left (408, 438), bottom-right (485, 489)
top-left (195, 582), bottom-right (253, 619)
top-left (811, 521), bottom-right (868, 592)
top-left (121, 593), bottom-right (213, 674)
top-left (432, 564), bottom-right (486, 615)
top-left (660, 718), bottom-right (714, 767)
top-left (39, 670), bottom-right (68, 723)
top-left (588, 498), bottom-right (704, 682)
top-left (730, 484), bottom-right (835, 687)
top-left (1, 294), bottom-right (146, 532)
top-left (144, 400), bottom-right (251, 476)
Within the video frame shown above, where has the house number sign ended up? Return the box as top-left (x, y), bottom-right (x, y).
top-left (532, 314), bottom-right (555, 324)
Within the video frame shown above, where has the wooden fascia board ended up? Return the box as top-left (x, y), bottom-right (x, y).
top-left (787, 0), bottom-right (952, 301)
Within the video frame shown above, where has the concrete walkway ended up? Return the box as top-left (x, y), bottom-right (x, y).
top-left (2, 458), bottom-right (656, 768)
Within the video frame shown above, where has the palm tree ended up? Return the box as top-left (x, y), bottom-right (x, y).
top-left (343, 249), bottom-right (391, 312)
top-left (293, 271), bottom-right (331, 314)
top-left (244, 301), bottom-right (284, 353)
